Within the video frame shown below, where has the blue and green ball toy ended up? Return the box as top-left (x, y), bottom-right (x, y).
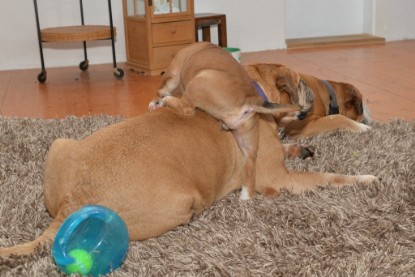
top-left (52, 205), bottom-right (129, 276)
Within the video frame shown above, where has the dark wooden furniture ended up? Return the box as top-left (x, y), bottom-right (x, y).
top-left (195, 13), bottom-right (227, 47)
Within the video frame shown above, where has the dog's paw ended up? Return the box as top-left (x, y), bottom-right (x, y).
top-left (148, 100), bottom-right (166, 111)
top-left (299, 145), bottom-right (315, 159)
top-left (358, 175), bottom-right (378, 184)
top-left (284, 143), bottom-right (315, 159)
top-left (354, 122), bottom-right (372, 132)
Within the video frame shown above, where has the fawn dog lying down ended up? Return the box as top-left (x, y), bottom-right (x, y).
top-left (148, 42), bottom-right (301, 200)
top-left (0, 109), bottom-right (377, 257)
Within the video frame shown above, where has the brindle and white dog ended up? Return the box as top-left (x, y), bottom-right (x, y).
top-left (245, 63), bottom-right (371, 138)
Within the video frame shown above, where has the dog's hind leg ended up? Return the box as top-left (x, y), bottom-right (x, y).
top-left (257, 170), bottom-right (377, 197)
top-left (285, 172), bottom-right (377, 194)
top-left (0, 216), bottom-right (63, 257)
top-left (253, 114), bottom-right (377, 197)
top-left (231, 116), bottom-right (260, 200)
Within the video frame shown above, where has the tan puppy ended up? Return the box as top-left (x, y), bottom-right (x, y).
top-left (149, 42), bottom-right (301, 200)
top-left (0, 109), bottom-right (377, 257)
top-left (245, 63), bottom-right (371, 138)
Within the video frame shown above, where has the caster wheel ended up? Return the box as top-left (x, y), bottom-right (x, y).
top-left (79, 60), bottom-right (89, 71)
top-left (37, 71), bottom-right (47, 83)
top-left (114, 68), bottom-right (124, 79)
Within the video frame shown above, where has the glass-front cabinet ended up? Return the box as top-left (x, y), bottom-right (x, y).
top-left (126, 0), bottom-right (191, 18)
top-left (153, 0), bottom-right (189, 16)
top-left (123, 0), bottom-right (194, 75)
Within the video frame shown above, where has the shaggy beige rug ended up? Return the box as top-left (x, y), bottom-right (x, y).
top-left (0, 115), bottom-right (414, 276)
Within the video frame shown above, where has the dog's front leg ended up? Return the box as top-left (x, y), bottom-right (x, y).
top-left (285, 114), bottom-right (371, 138)
top-left (149, 75), bottom-right (182, 111)
top-left (162, 95), bottom-right (196, 116)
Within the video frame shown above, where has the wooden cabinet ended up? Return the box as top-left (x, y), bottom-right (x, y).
top-left (122, 0), bottom-right (195, 75)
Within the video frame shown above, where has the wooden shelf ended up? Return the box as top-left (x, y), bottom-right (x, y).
top-left (41, 25), bottom-right (116, 42)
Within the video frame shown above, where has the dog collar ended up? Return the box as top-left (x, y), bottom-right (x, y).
top-left (252, 81), bottom-right (269, 102)
top-left (321, 80), bottom-right (339, 115)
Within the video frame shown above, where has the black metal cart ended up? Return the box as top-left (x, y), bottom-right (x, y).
top-left (33, 0), bottom-right (124, 83)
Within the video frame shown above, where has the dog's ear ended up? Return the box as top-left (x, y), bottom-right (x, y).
top-left (276, 77), bottom-right (288, 91)
top-left (276, 74), bottom-right (300, 104)
top-left (276, 68), bottom-right (300, 92)
top-left (289, 68), bottom-right (301, 87)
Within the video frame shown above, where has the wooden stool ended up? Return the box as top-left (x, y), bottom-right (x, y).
top-left (195, 13), bottom-right (227, 47)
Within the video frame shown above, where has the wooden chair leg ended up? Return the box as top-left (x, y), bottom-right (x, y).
top-left (201, 26), bottom-right (211, 42)
top-left (218, 16), bottom-right (227, 47)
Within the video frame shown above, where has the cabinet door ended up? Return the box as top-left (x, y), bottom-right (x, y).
top-left (127, 21), bottom-right (148, 63)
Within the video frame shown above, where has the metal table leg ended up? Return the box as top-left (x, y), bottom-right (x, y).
top-left (33, 0), bottom-right (47, 83)
top-left (108, 0), bottom-right (124, 79)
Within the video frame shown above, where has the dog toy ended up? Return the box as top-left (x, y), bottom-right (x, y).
top-left (66, 249), bottom-right (93, 274)
top-left (52, 205), bottom-right (129, 276)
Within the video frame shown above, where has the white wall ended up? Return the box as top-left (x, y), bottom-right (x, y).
top-left (369, 0), bottom-right (415, 40)
top-left (194, 0), bottom-right (286, 52)
top-left (0, 0), bottom-right (285, 71)
top-left (285, 0), bottom-right (364, 39)
top-left (285, 0), bottom-right (415, 41)
top-left (384, 0), bottom-right (415, 40)
top-left (0, 0), bottom-right (414, 71)
top-left (363, 0), bottom-right (374, 34)
top-left (0, 0), bottom-right (125, 70)
top-left (373, 0), bottom-right (388, 37)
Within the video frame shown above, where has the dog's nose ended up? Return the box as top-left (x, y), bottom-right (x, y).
top-left (298, 111), bottom-right (307, 120)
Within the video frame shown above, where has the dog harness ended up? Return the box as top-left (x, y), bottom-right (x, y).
top-left (252, 81), bottom-right (269, 102)
top-left (321, 80), bottom-right (339, 115)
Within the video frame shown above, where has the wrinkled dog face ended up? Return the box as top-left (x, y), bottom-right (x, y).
top-left (339, 83), bottom-right (371, 125)
top-left (276, 68), bottom-right (314, 120)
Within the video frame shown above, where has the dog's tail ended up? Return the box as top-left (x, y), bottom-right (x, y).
top-left (0, 217), bottom-right (62, 257)
top-left (246, 96), bottom-right (302, 114)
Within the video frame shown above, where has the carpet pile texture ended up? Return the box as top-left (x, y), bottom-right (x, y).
top-left (0, 115), bottom-right (414, 276)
